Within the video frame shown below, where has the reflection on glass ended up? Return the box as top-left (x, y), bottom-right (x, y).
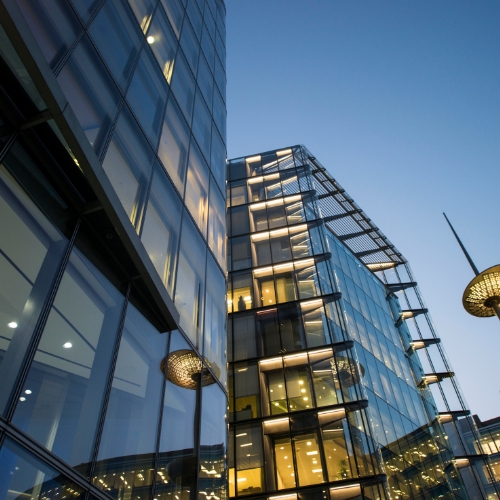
top-left (234, 362), bottom-right (260, 420)
top-left (0, 164), bottom-right (67, 414)
top-left (208, 179), bottom-right (226, 270)
top-left (12, 246), bottom-right (125, 468)
top-left (141, 164), bottom-right (181, 295)
top-left (310, 352), bottom-right (340, 407)
top-left (286, 365), bottom-right (313, 412)
top-left (294, 433), bottom-right (323, 486)
top-left (275, 268), bottom-right (296, 303)
top-left (93, 303), bottom-right (168, 497)
top-left (102, 106), bottom-right (154, 225)
top-left (254, 268), bottom-right (276, 307)
top-left (157, 331), bottom-right (197, 500)
top-left (204, 254), bottom-right (226, 381)
top-left (267, 370), bottom-right (287, 415)
top-left (322, 419), bottom-right (350, 482)
top-left (274, 437), bottom-right (295, 489)
top-left (301, 301), bottom-right (330, 348)
top-left (251, 233), bottom-right (271, 267)
top-left (235, 424), bottom-right (264, 496)
top-left (0, 438), bottom-right (84, 500)
top-left (270, 231), bottom-right (291, 263)
top-left (184, 143), bottom-right (209, 237)
top-left (147, 5), bottom-right (177, 82)
top-left (295, 261), bottom-right (320, 299)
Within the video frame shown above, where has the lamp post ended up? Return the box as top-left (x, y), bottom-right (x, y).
top-left (444, 213), bottom-right (500, 321)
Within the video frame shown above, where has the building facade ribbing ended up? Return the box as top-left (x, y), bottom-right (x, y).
top-left (226, 146), bottom-right (499, 500)
top-left (0, 0), bottom-right (227, 500)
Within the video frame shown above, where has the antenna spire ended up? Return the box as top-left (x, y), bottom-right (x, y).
top-left (443, 213), bottom-right (479, 276)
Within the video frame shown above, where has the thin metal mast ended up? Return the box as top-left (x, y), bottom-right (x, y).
top-left (443, 212), bottom-right (479, 276)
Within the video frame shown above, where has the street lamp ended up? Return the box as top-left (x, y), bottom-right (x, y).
top-left (444, 213), bottom-right (500, 321)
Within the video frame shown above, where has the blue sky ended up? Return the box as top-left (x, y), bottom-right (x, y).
top-left (226, 0), bottom-right (500, 420)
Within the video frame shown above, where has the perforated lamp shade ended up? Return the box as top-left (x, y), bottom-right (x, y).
top-left (462, 265), bottom-right (500, 318)
top-left (161, 349), bottom-right (215, 389)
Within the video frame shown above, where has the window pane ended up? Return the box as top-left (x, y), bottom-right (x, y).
top-left (294, 432), bottom-right (322, 486)
top-left (157, 98), bottom-right (190, 193)
top-left (232, 235), bottom-right (251, 271)
top-left (0, 162), bottom-right (67, 414)
top-left (12, 246), bottom-right (125, 468)
top-left (17, 0), bottom-right (81, 69)
top-left (0, 438), bottom-right (84, 500)
top-left (102, 106), bottom-right (155, 226)
top-left (159, 0), bottom-right (184, 38)
top-left (232, 313), bottom-right (255, 361)
top-left (141, 164), bottom-right (182, 295)
top-left (208, 177), bottom-right (226, 270)
top-left (89, 0), bottom-right (141, 90)
top-left (57, 35), bottom-right (120, 153)
top-left (126, 0), bottom-right (155, 32)
top-left (127, 49), bottom-right (168, 147)
top-left (93, 303), bottom-right (168, 495)
top-left (192, 90), bottom-right (212, 163)
top-left (174, 212), bottom-right (207, 346)
top-left (171, 50), bottom-right (196, 124)
top-left (211, 125), bottom-right (226, 192)
top-left (204, 255), bottom-right (226, 383)
top-left (147, 6), bottom-right (177, 83)
top-left (185, 143), bottom-right (209, 237)
top-left (186, 0), bottom-right (202, 40)
top-left (197, 53), bottom-right (213, 110)
top-left (180, 17), bottom-right (199, 75)
top-left (234, 361), bottom-right (259, 420)
top-left (157, 331), bottom-right (198, 497)
top-left (198, 383), bottom-right (227, 500)
top-left (235, 424), bottom-right (264, 495)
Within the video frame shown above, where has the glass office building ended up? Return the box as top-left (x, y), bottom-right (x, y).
top-left (226, 146), bottom-right (499, 500)
top-left (0, 0), bottom-right (227, 499)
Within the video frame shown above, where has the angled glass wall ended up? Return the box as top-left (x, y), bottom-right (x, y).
top-left (0, 0), bottom-right (227, 499)
top-left (227, 146), bottom-right (494, 500)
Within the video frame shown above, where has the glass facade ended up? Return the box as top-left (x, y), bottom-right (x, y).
top-left (0, 0), bottom-right (227, 499)
top-left (226, 146), bottom-right (500, 500)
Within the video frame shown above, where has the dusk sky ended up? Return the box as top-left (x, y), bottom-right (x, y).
top-left (225, 0), bottom-right (500, 420)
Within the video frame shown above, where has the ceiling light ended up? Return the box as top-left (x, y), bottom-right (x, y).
top-left (8, 322), bottom-right (17, 328)
top-left (25, 390), bottom-right (32, 395)
top-left (63, 342), bottom-right (72, 348)
top-left (147, 36), bottom-right (155, 44)
top-left (19, 397), bottom-right (26, 401)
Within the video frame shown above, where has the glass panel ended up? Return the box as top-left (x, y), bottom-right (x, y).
top-left (157, 98), bottom-right (190, 193)
top-left (256, 309), bottom-right (280, 357)
top-left (270, 231), bottom-right (292, 263)
top-left (285, 365), bottom-right (313, 412)
top-left (93, 303), bottom-right (168, 496)
top-left (322, 419), bottom-right (350, 481)
top-left (249, 204), bottom-right (267, 233)
top-left (254, 268), bottom-right (276, 307)
top-left (278, 304), bottom-right (304, 352)
top-left (201, 24), bottom-right (215, 72)
top-left (192, 91), bottom-right (212, 163)
top-left (251, 233), bottom-right (271, 267)
top-left (102, 106), bottom-right (155, 226)
top-left (234, 362), bottom-right (259, 420)
top-left (157, 331), bottom-right (198, 499)
top-left (141, 164), bottom-right (182, 295)
top-left (174, 213), bottom-right (206, 346)
top-left (310, 352), bottom-right (340, 407)
top-left (171, 50), bottom-right (196, 124)
top-left (203, 254), bottom-right (226, 382)
top-left (232, 313), bottom-right (255, 361)
top-left (274, 437), bottom-right (295, 489)
top-left (126, 0), bottom-right (155, 32)
top-left (180, 17), bottom-right (199, 74)
top-left (12, 245), bottom-right (125, 468)
top-left (0, 438), bottom-right (84, 500)
top-left (290, 227), bottom-right (313, 259)
top-left (160, 0), bottom-right (184, 38)
top-left (198, 383), bottom-right (227, 500)
top-left (232, 236), bottom-right (251, 271)
top-left (126, 48), bottom-right (168, 147)
top-left (295, 261), bottom-right (320, 299)
top-left (210, 125), bottom-right (226, 191)
top-left (230, 182), bottom-right (247, 206)
top-left (267, 203), bottom-right (286, 229)
top-left (266, 370), bottom-right (287, 415)
top-left (89, 0), bottom-right (141, 90)
top-left (197, 53), bottom-right (214, 110)
top-left (16, 0), bottom-right (81, 69)
top-left (294, 432), bottom-right (323, 486)
top-left (285, 198), bottom-right (306, 225)
top-left (275, 268), bottom-right (296, 304)
top-left (186, 0), bottom-right (202, 40)
top-left (301, 302), bottom-right (330, 348)
top-left (147, 6), bottom-right (177, 83)
top-left (57, 35), bottom-right (120, 153)
top-left (0, 162), bottom-right (67, 414)
top-left (184, 143), bottom-right (209, 237)
top-left (235, 424), bottom-right (264, 495)
top-left (208, 178), bottom-right (226, 270)
top-left (229, 272), bottom-right (252, 313)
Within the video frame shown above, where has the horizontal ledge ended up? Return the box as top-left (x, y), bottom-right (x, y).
top-left (418, 372), bottom-right (454, 387)
top-left (386, 282), bottom-right (417, 293)
top-left (409, 338), bottom-right (441, 350)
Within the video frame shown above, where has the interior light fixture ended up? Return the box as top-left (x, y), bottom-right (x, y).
top-left (19, 397), bottom-right (26, 401)
top-left (147, 36), bottom-right (155, 44)
top-left (63, 342), bottom-right (72, 348)
top-left (8, 322), bottom-right (17, 328)
top-left (25, 390), bottom-right (32, 395)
